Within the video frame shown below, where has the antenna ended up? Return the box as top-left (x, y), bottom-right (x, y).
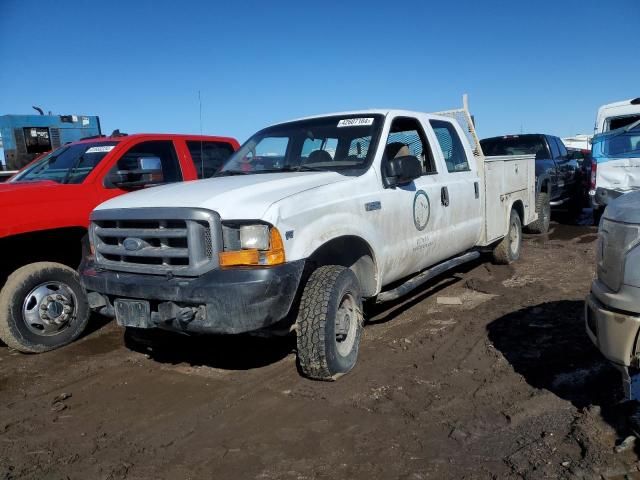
top-left (198, 90), bottom-right (204, 178)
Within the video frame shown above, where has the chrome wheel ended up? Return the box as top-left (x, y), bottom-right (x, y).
top-left (335, 292), bottom-right (359, 357)
top-left (22, 282), bottom-right (77, 336)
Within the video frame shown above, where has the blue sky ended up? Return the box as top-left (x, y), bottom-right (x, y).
top-left (0, 0), bottom-right (638, 151)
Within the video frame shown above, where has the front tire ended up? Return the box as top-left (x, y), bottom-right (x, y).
top-left (0, 262), bottom-right (89, 353)
top-left (296, 265), bottom-right (363, 380)
top-left (493, 209), bottom-right (522, 265)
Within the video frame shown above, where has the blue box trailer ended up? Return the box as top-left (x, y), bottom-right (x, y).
top-left (0, 114), bottom-right (101, 170)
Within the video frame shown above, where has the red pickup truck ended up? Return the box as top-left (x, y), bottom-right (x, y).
top-left (0, 132), bottom-right (239, 353)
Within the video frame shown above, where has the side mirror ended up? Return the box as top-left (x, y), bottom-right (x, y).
top-left (108, 156), bottom-right (164, 189)
top-left (385, 155), bottom-right (422, 187)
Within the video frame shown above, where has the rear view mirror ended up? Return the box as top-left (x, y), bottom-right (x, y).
top-left (385, 155), bottom-right (422, 187)
top-left (108, 156), bottom-right (164, 189)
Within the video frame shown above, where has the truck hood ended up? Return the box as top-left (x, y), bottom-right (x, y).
top-left (95, 171), bottom-right (350, 219)
top-left (604, 191), bottom-right (640, 224)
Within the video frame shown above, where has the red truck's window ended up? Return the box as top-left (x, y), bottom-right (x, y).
top-left (186, 140), bottom-right (235, 179)
top-left (110, 140), bottom-right (182, 186)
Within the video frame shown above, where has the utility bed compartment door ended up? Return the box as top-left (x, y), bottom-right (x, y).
top-left (484, 160), bottom-right (506, 242)
top-left (505, 158), bottom-right (529, 192)
top-left (483, 154), bottom-right (536, 244)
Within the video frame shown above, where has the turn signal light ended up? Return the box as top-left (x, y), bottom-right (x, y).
top-left (264, 227), bottom-right (285, 265)
top-left (219, 249), bottom-right (260, 266)
top-left (218, 227), bottom-right (285, 267)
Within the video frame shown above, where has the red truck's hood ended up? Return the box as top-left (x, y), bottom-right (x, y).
top-left (0, 181), bottom-right (59, 201)
top-left (0, 181), bottom-right (95, 237)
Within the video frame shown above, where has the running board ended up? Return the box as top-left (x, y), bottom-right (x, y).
top-left (376, 251), bottom-right (481, 304)
top-left (550, 197), bottom-right (570, 206)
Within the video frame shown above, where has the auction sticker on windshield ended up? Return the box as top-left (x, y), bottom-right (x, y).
top-left (85, 146), bottom-right (115, 154)
top-left (337, 118), bottom-right (374, 127)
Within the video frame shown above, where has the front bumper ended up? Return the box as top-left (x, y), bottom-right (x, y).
top-left (80, 259), bottom-right (305, 334)
top-left (585, 288), bottom-right (640, 367)
top-left (586, 290), bottom-right (640, 401)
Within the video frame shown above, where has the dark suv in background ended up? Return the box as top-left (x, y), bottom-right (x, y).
top-left (480, 134), bottom-right (581, 233)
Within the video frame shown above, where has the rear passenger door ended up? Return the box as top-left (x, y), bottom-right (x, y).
top-left (429, 119), bottom-right (482, 252)
top-left (186, 140), bottom-right (236, 179)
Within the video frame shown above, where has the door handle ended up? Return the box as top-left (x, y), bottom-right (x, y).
top-left (474, 181), bottom-right (479, 199)
top-left (441, 186), bottom-right (450, 207)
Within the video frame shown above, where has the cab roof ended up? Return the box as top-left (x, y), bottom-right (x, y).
top-left (72, 133), bottom-right (237, 145)
top-left (277, 109), bottom-right (455, 125)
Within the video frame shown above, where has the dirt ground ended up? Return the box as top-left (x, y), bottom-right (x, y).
top-left (2, 213), bottom-right (640, 480)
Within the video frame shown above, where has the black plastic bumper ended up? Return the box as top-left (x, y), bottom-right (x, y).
top-left (80, 259), bottom-right (305, 334)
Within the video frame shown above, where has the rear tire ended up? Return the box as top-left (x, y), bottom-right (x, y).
top-left (493, 209), bottom-right (522, 265)
top-left (526, 192), bottom-right (551, 234)
top-left (296, 265), bottom-right (363, 380)
top-left (0, 262), bottom-right (89, 353)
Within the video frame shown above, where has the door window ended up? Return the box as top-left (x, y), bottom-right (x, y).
top-left (554, 137), bottom-right (568, 160)
top-left (111, 140), bottom-right (182, 186)
top-left (186, 140), bottom-right (235, 179)
top-left (430, 120), bottom-right (469, 172)
top-left (548, 137), bottom-right (561, 160)
top-left (384, 117), bottom-right (437, 174)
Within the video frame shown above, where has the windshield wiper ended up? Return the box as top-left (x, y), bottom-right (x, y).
top-left (214, 170), bottom-right (250, 177)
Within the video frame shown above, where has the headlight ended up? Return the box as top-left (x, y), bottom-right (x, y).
top-left (219, 224), bottom-right (285, 267)
top-left (624, 244), bottom-right (640, 288)
top-left (240, 225), bottom-right (270, 250)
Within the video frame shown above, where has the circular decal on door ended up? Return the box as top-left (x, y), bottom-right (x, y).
top-left (413, 190), bottom-right (431, 231)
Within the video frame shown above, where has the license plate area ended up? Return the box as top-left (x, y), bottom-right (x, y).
top-left (114, 299), bottom-right (151, 328)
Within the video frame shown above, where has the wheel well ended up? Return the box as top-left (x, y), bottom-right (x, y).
top-left (307, 236), bottom-right (377, 297)
top-left (511, 200), bottom-right (524, 224)
top-left (0, 227), bottom-right (88, 284)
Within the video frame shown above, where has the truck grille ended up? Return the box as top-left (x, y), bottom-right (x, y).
top-left (598, 219), bottom-right (640, 292)
top-left (91, 208), bottom-right (221, 276)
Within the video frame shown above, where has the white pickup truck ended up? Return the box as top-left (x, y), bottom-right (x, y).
top-left (81, 101), bottom-right (536, 380)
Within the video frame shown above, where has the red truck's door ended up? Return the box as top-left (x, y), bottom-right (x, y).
top-left (94, 138), bottom-right (195, 205)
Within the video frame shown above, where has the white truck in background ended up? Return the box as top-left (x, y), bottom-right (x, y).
top-left (590, 97), bottom-right (640, 221)
top-left (81, 99), bottom-right (537, 380)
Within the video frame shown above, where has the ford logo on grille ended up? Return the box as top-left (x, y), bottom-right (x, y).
top-left (123, 237), bottom-right (145, 251)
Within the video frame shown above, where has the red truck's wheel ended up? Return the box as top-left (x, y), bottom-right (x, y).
top-left (0, 262), bottom-right (89, 353)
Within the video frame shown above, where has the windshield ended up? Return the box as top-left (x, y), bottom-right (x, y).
top-left (480, 135), bottom-right (548, 157)
top-left (11, 141), bottom-right (118, 184)
top-left (592, 121), bottom-right (640, 163)
top-left (608, 114), bottom-right (640, 131)
top-left (219, 115), bottom-right (384, 175)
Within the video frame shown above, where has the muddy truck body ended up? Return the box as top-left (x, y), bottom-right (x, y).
top-left (0, 133), bottom-right (239, 353)
top-left (81, 102), bottom-right (537, 379)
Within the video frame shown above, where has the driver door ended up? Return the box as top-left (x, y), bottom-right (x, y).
top-left (376, 116), bottom-right (451, 285)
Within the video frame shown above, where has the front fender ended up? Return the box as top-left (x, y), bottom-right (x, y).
top-left (266, 206), bottom-right (384, 294)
